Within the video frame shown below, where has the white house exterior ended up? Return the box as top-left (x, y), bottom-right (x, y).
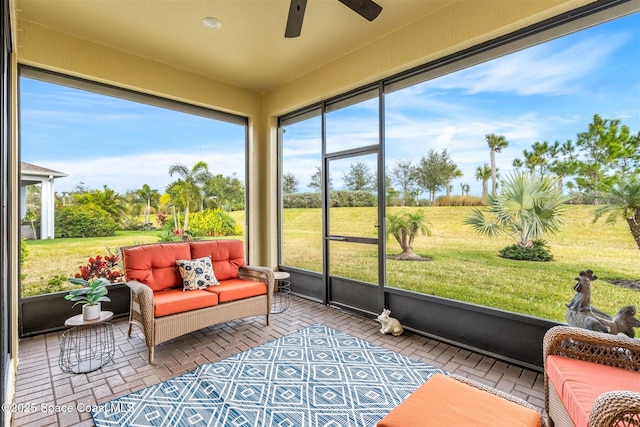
top-left (20, 162), bottom-right (67, 239)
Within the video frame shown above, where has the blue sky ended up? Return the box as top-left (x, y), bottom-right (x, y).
top-left (385, 12), bottom-right (640, 189)
top-left (20, 81), bottom-right (246, 194)
top-left (22, 11), bottom-right (639, 197)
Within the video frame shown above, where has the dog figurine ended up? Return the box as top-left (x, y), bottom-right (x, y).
top-left (377, 309), bottom-right (404, 336)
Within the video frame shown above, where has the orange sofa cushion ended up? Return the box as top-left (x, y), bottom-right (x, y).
top-left (204, 278), bottom-right (267, 303)
top-left (377, 374), bottom-right (541, 427)
top-left (153, 288), bottom-right (219, 317)
top-left (546, 355), bottom-right (640, 427)
top-left (190, 240), bottom-right (246, 281)
top-left (123, 243), bottom-right (191, 292)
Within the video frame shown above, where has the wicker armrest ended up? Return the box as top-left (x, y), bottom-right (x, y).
top-left (543, 325), bottom-right (640, 420)
top-left (543, 325), bottom-right (640, 371)
top-left (589, 390), bottom-right (640, 427)
top-left (126, 279), bottom-right (154, 305)
top-left (239, 265), bottom-right (275, 296)
top-left (125, 280), bottom-right (155, 346)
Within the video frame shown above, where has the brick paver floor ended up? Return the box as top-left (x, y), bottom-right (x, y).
top-left (11, 295), bottom-right (545, 426)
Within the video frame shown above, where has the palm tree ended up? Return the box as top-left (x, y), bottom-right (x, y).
top-left (512, 158), bottom-right (524, 170)
top-left (593, 175), bottom-right (640, 249)
top-left (486, 134), bottom-right (509, 196)
top-left (475, 164), bottom-right (491, 197)
top-left (443, 163), bottom-right (462, 200)
top-left (74, 185), bottom-right (124, 222)
top-left (168, 161), bottom-right (210, 237)
top-left (464, 172), bottom-right (567, 249)
top-left (136, 184), bottom-right (160, 225)
top-left (386, 210), bottom-right (432, 260)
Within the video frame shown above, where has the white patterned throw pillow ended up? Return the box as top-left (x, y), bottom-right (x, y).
top-left (176, 256), bottom-right (219, 291)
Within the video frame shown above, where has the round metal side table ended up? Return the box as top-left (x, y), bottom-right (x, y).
top-left (59, 311), bottom-right (115, 374)
top-left (271, 271), bottom-right (291, 314)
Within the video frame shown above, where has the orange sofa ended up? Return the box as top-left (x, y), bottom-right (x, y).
top-left (122, 240), bottom-right (274, 362)
top-left (543, 326), bottom-right (640, 427)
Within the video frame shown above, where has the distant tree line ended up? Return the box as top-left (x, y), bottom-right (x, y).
top-left (283, 114), bottom-right (639, 207)
top-left (25, 161), bottom-right (245, 238)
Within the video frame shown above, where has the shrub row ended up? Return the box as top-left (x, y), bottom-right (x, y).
top-left (283, 191), bottom-right (377, 208)
top-left (283, 192), bottom-right (322, 208)
top-left (434, 195), bottom-right (484, 206)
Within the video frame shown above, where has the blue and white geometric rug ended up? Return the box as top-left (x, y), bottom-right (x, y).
top-left (92, 324), bottom-right (446, 427)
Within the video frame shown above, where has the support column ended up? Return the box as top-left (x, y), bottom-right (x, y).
top-left (40, 176), bottom-right (55, 239)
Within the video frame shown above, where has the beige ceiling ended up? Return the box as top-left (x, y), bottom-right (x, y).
top-left (16, 0), bottom-right (455, 93)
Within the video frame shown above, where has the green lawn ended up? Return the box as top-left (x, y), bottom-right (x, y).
top-left (22, 206), bottom-right (639, 324)
top-left (21, 231), bottom-right (164, 296)
top-left (282, 205), bottom-right (640, 322)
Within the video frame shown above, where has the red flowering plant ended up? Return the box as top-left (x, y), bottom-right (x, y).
top-left (75, 254), bottom-right (123, 283)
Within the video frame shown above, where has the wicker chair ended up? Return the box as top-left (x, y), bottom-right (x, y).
top-left (543, 325), bottom-right (640, 427)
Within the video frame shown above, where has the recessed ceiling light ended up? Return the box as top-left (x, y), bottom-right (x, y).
top-left (202, 17), bottom-right (222, 30)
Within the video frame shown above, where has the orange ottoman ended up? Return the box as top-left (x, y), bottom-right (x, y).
top-left (377, 374), bottom-right (543, 427)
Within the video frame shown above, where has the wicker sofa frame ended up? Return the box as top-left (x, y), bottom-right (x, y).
top-left (543, 325), bottom-right (640, 427)
top-left (122, 242), bottom-right (275, 363)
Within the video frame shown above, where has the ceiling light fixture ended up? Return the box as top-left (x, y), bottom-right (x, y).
top-left (202, 17), bottom-right (222, 30)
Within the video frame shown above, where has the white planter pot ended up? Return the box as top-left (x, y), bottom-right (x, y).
top-left (82, 303), bottom-right (101, 321)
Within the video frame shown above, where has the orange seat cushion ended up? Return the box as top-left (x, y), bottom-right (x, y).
top-left (204, 278), bottom-right (267, 303)
top-left (189, 240), bottom-right (246, 281)
top-left (546, 355), bottom-right (640, 427)
top-left (123, 243), bottom-right (191, 291)
top-left (377, 374), bottom-right (541, 427)
top-left (153, 288), bottom-right (219, 317)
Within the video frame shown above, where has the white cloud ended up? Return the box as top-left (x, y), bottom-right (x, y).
top-left (431, 33), bottom-right (628, 96)
top-left (38, 149), bottom-right (245, 194)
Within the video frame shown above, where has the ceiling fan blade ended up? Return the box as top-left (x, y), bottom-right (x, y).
top-left (285, 0), bottom-right (308, 38)
top-left (337, 0), bottom-right (382, 21)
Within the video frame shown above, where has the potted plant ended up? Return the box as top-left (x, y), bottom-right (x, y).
top-left (64, 277), bottom-right (111, 320)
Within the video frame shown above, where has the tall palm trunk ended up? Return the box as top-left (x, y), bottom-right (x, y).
top-left (183, 205), bottom-right (190, 238)
top-left (172, 206), bottom-right (180, 234)
top-left (627, 217), bottom-right (640, 249)
top-left (490, 150), bottom-right (497, 195)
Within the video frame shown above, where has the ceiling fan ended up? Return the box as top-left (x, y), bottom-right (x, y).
top-left (285, 0), bottom-right (383, 38)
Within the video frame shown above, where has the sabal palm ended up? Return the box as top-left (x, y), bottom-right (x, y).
top-left (594, 175), bottom-right (640, 249)
top-left (386, 210), bottom-right (432, 258)
top-left (486, 134), bottom-right (509, 195)
top-left (475, 163), bottom-right (492, 197)
top-left (465, 172), bottom-right (567, 248)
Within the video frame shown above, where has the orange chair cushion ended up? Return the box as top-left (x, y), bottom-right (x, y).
top-left (546, 355), bottom-right (640, 427)
top-left (204, 278), bottom-right (267, 303)
top-left (153, 288), bottom-right (219, 317)
top-left (123, 243), bottom-right (191, 292)
top-left (377, 374), bottom-right (541, 427)
top-left (190, 240), bottom-right (246, 281)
